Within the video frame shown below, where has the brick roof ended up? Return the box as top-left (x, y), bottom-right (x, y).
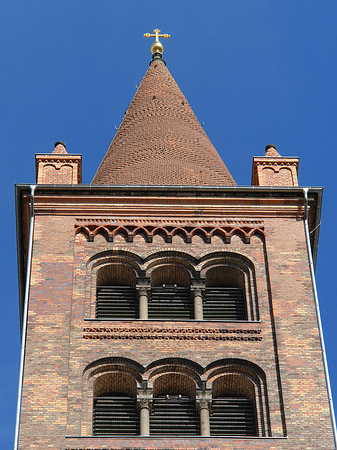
top-left (265, 145), bottom-right (281, 157)
top-left (52, 142), bottom-right (67, 154)
top-left (92, 57), bottom-right (236, 186)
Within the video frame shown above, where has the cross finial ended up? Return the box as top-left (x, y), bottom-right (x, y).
top-left (144, 28), bottom-right (171, 55)
top-left (144, 28), bottom-right (171, 41)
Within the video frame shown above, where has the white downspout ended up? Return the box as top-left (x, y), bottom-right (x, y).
top-left (303, 187), bottom-right (337, 449)
top-left (14, 185), bottom-right (36, 450)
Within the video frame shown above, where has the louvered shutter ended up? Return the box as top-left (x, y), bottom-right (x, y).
top-left (96, 286), bottom-right (138, 319)
top-left (148, 286), bottom-right (193, 319)
top-left (150, 395), bottom-right (199, 436)
top-left (203, 287), bottom-right (247, 320)
top-left (210, 397), bottom-right (257, 436)
top-left (93, 396), bottom-right (139, 435)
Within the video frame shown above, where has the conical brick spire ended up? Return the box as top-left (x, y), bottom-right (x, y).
top-left (92, 57), bottom-right (235, 186)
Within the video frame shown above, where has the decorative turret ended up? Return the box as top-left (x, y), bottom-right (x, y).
top-left (251, 144), bottom-right (299, 186)
top-left (35, 141), bottom-right (82, 184)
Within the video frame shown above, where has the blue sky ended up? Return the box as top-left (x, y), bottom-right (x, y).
top-left (1, 1), bottom-right (337, 447)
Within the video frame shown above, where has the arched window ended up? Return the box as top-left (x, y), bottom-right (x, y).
top-left (96, 264), bottom-right (137, 319)
top-left (204, 265), bottom-right (247, 320)
top-left (210, 374), bottom-right (258, 436)
top-left (150, 373), bottom-right (199, 436)
top-left (83, 357), bottom-right (270, 437)
top-left (149, 265), bottom-right (193, 319)
top-left (93, 372), bottom-right (139, 435)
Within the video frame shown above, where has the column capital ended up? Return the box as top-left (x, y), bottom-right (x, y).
top-left (137, 398), bottom-right (152, 411)
top-left (196, 398), bottom-right (211, 411)
top-left (136, 286), bottom-right (150, 296)
top-left (191, 286), bottom-right (205, 296)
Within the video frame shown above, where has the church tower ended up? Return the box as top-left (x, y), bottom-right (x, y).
top-left (15, 31), bottom-right (335, 449)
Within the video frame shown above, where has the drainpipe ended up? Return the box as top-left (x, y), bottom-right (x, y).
top-left (14, 185), bottom-right (36, 450)
top-left (303, 188), bottom-right (337, 449)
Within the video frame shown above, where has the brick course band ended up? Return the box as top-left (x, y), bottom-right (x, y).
top-left (83, 327), bottom-right (262, 342)
top-left (75, 218), bottom-right (264, 226)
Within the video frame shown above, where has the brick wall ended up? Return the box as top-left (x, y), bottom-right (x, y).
top-left (18, 191), bottom-right (334, 449)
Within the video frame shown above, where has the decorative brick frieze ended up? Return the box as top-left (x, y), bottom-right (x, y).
top-left (83, 326), bottom-right (262, 342)
top-left (74, 219), bottom-right (265, 244)
top-left (36, 156), bottom-right (81, 165)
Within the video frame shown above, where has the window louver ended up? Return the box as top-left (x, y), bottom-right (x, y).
top-left (148, 286), bottom-right (193, 320)
top-left (150, 396), bottom-right (199, 436)
top-left (96, 286), bottom-right (138, 319)
top-left (210, 398), bottom-right (257, 436)
top-left (93, 396), bottom-right (139, 435)
top-left (203, 287), bottom-right (247, 320)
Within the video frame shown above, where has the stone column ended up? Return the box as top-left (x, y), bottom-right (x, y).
top-left (138, 399), bottom-right (151, 436)
top-left (137, 287), bottom-right (149, 319)
top-left (192, 287), bottom-right (204, 320)
top-left (197, 399), bottom-right (211, 436)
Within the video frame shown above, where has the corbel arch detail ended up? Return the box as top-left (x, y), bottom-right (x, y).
top-left (74, 219), bottom-right (265, 244)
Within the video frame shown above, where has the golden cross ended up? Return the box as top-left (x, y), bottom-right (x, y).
top-left (144, 28), bottom-right (171, 41)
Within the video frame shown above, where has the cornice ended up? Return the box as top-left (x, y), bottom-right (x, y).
top-left (31, 194), bottom-right (306, 219)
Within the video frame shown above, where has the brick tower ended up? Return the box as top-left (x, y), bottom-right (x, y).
top-left (15, 32), bottom-right (336, 450)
